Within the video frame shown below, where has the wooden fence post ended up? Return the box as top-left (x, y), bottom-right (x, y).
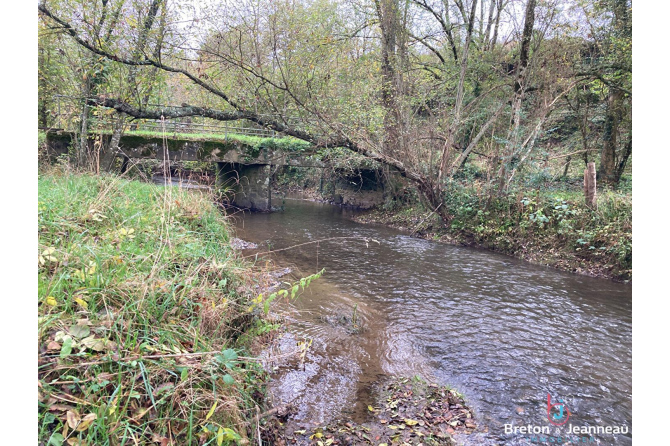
top-left (584, 161), bottom-right (597, 209)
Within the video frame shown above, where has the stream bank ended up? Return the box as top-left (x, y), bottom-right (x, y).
top-left (37, 172), bottom-right (278, 445)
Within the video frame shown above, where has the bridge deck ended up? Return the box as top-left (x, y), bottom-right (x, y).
top-left (44, 129), bottom-right (321, 167)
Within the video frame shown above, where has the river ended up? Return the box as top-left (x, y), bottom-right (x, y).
top-left (232, 198), bottom-right (632, 445)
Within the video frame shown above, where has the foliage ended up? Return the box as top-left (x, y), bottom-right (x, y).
top-left (39, 0), bottom-right (633, 213)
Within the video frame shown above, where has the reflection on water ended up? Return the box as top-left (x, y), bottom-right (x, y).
top-left (233, 198), bottom-right (632, 444)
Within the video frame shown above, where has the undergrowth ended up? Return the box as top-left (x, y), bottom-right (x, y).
top-left (444, 183), bottom-right (632, 280)
top-left (360, 179), bottom-right (632, 281)
top-left (37, 170), bottom-right (312, 445)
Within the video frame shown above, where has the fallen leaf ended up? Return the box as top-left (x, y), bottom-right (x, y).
top-left (74, 297), bottom-right (88, 309)
top-left (77, 413), bottom-right (97, 431)
top-left (69, 324), bottom-right (90, 339)
top-left (47, 341), bottom-right (61, 351)
top-left (217, 427), bottom-right (224, 446)
top-left (48, 404), bottom-right (74, 412)
top-left (97, 372), bottom-right (115, 382)
top-left (404, 419), bottom-right (419, 426)
top-left (60, 337), bottom-right (73, 358)
top-left (81, 336), bottom-right (106, 352)
top-left (151, 433), bottom-right (169, 445)
top-left (66, 410), bottom-right (80, 429)
top-left (206, 401), bottom-right (217, 421)
top-left (46, 296), bottom-right (58, 306)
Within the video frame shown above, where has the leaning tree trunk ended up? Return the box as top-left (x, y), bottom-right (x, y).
top-left (562, 155), bottom-right (572, 178)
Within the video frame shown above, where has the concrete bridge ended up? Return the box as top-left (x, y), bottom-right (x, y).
top-left (44, 130), bottom-right (321, 211)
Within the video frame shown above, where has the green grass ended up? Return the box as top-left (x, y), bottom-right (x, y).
top-left (38, 171), bottom-right (275, 445)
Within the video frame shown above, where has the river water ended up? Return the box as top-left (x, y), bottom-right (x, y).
top-left (232, 198), bottom-right (632, 445)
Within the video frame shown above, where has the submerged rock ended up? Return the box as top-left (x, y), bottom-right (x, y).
top-left (230, 237), bottom-right (259, 250)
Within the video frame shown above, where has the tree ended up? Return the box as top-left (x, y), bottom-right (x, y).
top-left (38, 0), bottom-right (609, 213)
top-left (575, 0), bottom-right (632, 187)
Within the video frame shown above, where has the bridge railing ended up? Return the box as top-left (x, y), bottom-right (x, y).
top-left (47, 95), bottom-right (288, 139)
top-left (124, 119), bottom-right (278, 138)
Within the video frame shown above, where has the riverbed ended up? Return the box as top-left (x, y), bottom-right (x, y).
top-left (232, 198), bottom-right (632, 445)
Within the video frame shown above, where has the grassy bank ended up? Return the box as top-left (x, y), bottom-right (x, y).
top-left (38, 172), bottom-right (281, 445)
top-left (355, 180), bottom-right (632, 282)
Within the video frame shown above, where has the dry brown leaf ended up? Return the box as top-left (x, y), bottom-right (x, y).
top-left (48, 404), bottom-right (74, 412)
top-left (47, 341), bottom-right (61, 351)
top-left (152, 382), bottom-right (175, 397)
top-left (76, 413), bottom-right (98, 431)
top-left (96, 372), bottom-right (115, 383)
top-left (66, 410), bottom-right (80, 429)
top-left (151, 433), bottom-right (169, 446)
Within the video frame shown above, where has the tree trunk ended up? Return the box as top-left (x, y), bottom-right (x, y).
top-left (490, 0), bottom-right (503, 50)
top-left (584, 162), bottom-right (597, 209)
top-left (438, 0), bottom-right (478, 185)
top-left (562, 155), bottom-right (571, 178)
top-left (101, 115), bottom-right (126, 171)
top-left (497, 0), bottom-right (536, 193)
top-left (78, 84), bottom-right (92, 168)
top-left (483, 0), bottom-right (496, 50)
top-left (598, 88), bottom-right (623, 186)
top-left (376, 0), bottom-right (403, 160)
top-left (99, 0), bottom-right (163, 172)
top-left (614, 135), bottom-right (632, 184)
